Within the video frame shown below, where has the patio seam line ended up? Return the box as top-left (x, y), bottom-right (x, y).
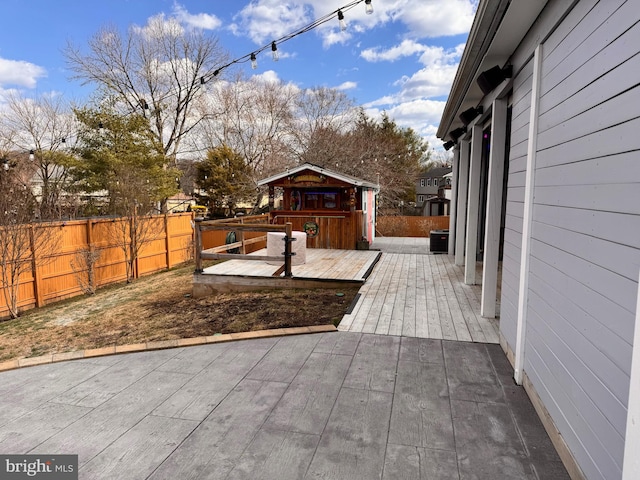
top-left (300, 332), bottom-right (363, 479)
top-left (0, 324), bottom-right (338, 373)
top-left (442, 340), bottom-right (463, 480)
top-left (226, 335), bottom-right (302, 478)
top-left (380, 333), bottom-right (402, 480)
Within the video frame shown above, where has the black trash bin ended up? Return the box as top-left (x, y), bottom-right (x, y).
top-left (429, 229), bottom-right (449, 253)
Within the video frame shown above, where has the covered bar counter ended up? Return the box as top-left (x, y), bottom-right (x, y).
top-left (258, 163), bottom-right (379, 250)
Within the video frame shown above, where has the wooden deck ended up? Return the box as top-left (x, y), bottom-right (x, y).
top-left (201, 248), bottom-right (381, 281)
top-left (339, 242), bottom-right (500, 344)
top-left (193, 248), bottom-right (382, 297)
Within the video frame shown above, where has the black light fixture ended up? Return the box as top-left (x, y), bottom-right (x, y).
top-left (200, 76), bottom-right (206, 85)
top-left (271, 41), bottom-right (279, 61)
top-left (450, 126), bottom-right (467, 141)
top-left (29, 150), bottom-right (35, 161)
top-left (477, 65), bottom-right (513, 95)
top-left (459, 105), bottom-right (483, 126)
top-left (250, 53), bottom-right (258, 70)
top-left (443, 141), bottom-right (455, 151)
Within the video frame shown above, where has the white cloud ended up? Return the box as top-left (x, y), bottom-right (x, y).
top-left (361, 40), bottom-right (428, 62)
top-left (0, 58), bottom-right (46, 89)
top-left (366, 98), bottom-right (447, 148)
top-left (172, 2), bottom-right (222, 30)
top-left (251, 70), bottom-right (281, 84)
top-left (231, 0), bottom-right (312, 44)
top-left (336, 81), bottom-right (357, 91)
top-left (133, 14), bottom-right (185, 39)
top-left (395, 0), bottom-right (477, 38)
top-left (392, 62), bottom-right (459, 99)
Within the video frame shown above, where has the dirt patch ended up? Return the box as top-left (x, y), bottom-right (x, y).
top-left (0, 264), bottom-right (360, 362)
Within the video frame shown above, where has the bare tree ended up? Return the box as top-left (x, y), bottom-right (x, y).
top-left (64, 15), bottom-right (230, 165)
top-left (291, 86), bottom-right (357, 162)
top-left (194, 75), bottom-right (298, 211)
top-left (70, 248), bottom-right (102, 295)
top-left (0, 155), bottom-right (60, 319)
top-left (2, 92), bottom-right (78, 220)
top-left (197, 75), bottom-right (297, 173)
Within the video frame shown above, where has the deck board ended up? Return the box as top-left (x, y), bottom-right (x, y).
top-left (338, 238), bottom-right (500, 344)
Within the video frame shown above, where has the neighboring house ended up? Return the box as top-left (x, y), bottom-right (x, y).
top-left (438, 1), bottom-right (639, 479)
top-left (167, 193), bottom-right (195, 213)
top-left (416, 166), bottom-right (451, 216)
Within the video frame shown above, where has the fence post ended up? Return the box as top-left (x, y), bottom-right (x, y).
top-left (194, 218), bottom-right (203, 273)
top-left (164, 214), bottom-right (171, 269)
top-left (29, 225), bottom-right (44, 308)
top-left (284, 222), bottom-right (293, 277)
top-left (239, 216), bottom-right (246, 254)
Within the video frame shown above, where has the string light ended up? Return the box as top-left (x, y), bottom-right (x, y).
top-left (271, 41), bottom-right (279, 61)
top-left (365, 0), bottom-right (373, 14)
top-left (338, 10), bottom-right (347, 31)
top-left (29, 150), bottom-right (35, 161)
top-left (199, 0), bottom-right (373, 82)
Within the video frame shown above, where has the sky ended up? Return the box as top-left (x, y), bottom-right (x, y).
top-left (0, 0), bottom-right (477, 151)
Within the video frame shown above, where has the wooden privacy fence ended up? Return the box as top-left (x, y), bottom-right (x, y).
top-left (376, 215), bottom-right (450, 237)
top-left (0, 213), bottom-right (194, 319)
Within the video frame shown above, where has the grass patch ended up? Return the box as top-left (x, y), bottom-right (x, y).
top-left (0, 264), bottom-right (359, 362)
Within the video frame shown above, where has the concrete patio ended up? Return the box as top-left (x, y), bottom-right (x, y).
top-left (0, 238), bottom-right (569, 479)
top-left (0, 332), bottom-right (569, 479)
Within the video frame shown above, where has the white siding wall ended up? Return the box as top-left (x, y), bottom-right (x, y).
top-left (518, 0), bottom-right (640, 478)
top-left (500, 59), bottom-right (533, 349)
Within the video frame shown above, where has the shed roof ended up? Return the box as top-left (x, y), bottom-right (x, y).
top-left (258, 163), bottom-right (379, 190)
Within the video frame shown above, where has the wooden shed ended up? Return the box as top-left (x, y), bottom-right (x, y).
top-left (258, 163), bottom-right (379, 250)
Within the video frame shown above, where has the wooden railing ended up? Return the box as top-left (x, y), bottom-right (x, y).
top-left (194, 216), bottom-right (296, 277)
top-left (270, 210), bottom-right (363, 250)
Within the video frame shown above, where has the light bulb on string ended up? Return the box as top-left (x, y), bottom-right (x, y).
top-left (337, 10), bottom-right (347, 32)
top-left (250, 53), bottom-right (258, 70)
top-left (365, 0), bottom-right (373, 14)
top-left (29, 150), bottom-right (35, 161)
top-left (271, 42), bottom-right (279, 61)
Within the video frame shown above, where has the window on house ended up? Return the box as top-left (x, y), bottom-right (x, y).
top-left (417, 195), bottom-right (424, 203)
top-left (420, 179), bottom-right (426, 187)
top-left (426, 178), bottom-right (431, 186)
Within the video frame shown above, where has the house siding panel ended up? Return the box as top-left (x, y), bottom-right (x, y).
top-left (499, 57), bottom-right (533, 351)
top-left (521, 1), bottom-right (640, 478)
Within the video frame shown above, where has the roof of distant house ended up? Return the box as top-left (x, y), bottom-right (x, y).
top-left (418, 167), bottom-right (452, 179)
